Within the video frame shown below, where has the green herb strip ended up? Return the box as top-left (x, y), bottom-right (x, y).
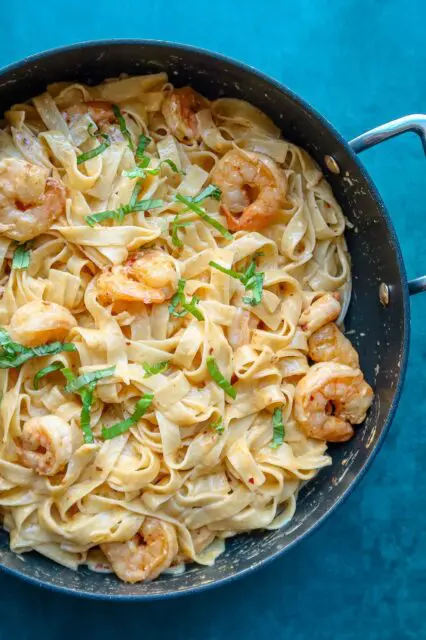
top-left (211, 418), bottom-right (225, 435)
top-left (174, 193), bottom-right (232, 240)
top-left (77, 135), bottom-right (110, 165)
top-left (206, 356), bottom-right (237, 399)
top-left (270, 407), bottom-right (284, 449)
top-left (208, 261), bottom-right (244, 281)
top-left (60, 367), bottom-right (76, 384)
top-left (161, 159), bottom-right (181, 174)
top-left (85, 199), bottom-right (164, 227)
top-left (169, 278), bottom-right (186, 316)
top-left (168, 279), bottom-right (204, 320)
top-left (242, 272), bottom-right (265, 306)
top-left (128, 180), bottom-right (142, 209)
top-left (60, 369), bottom-right (103, 444)
top-left (101, 394), bottom-right (154, 439)
top-left (79, 382), bottom-right (96, 444)
top-left (182, 296), bottom-right (204, 321)
top-left (142, 361), bottom-right (169, 378)
top-left (209, 259), bottom-right (264, 307)
top-left (193, 184), bottom-right (222, 202)
top-left (0, 331), bottom-right (76, 370)
top-left (12, 244), bottom-right (31, 270)
top-left (123, 159), bottom-right (181, 179)
top-left (123, 167), bottom-right (153, 179)
top-left (64, 366), bottom-right (115, 394)
top-left (33, 361), bottom-right (64, 389)
top-left (136, 134), bottom-right (151, 161)
top-left (171, 214), bottom-right (191, 248)
top-left (112, 104), bottom-right (134, 151)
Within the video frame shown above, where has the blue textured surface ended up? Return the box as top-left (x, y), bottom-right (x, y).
top-left (1, 1), bottom-right (426, 638)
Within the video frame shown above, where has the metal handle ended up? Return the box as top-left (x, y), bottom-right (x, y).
top-left (349, 114), bottom-right (426, 296)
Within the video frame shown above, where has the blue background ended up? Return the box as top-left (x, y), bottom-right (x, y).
top-left (1, 1), bottom-right (426, 638)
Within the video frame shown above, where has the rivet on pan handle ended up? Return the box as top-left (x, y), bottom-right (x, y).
top-left (348, 114), bottom-right (426, 296)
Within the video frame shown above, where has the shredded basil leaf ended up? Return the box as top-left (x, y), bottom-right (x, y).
top-left (161, 159), bottom-right (181, 174)
top-left (101, 393), bottom-right (154, 439)
top-left (136, 134), bottom-right (151, 161)
top-left (60, 368), bottom-right (95, 443)
top-left (12, 244), bottom-right (31, 270)
top-left (142, 159), bottom-right (181, 175)
top-left (171, 214), bottom-right (191, 248)
top-left (139, 156), bottom-right (151, 169)
top-left (64, 366), bottom-right (115, 393)
top-left (112, 104), bottom-right (134, 151)
top-left (243, 272), bottom-right (265, 306)
top-left (193, 184), bottom-right (222, 203)
top-left (209, 259), bottom-right (264, 306)
top-left (33, 361), bottom-right (63, 389)
top-left (123, 157), bottom-right (151, 179)
top-left (148, 159), bottom-right (182, 174)
top-left (0, 328), bottom-right (11, 346)
top-left (169, 279), bottom-right (186, 315)
top-left (208, 260), bottom-right (243, 281)
top-left (174, 193), bottom-right (232, 240)
top-left (169, 279), bottom-right (204, 320)
top-left (206, 356), bottom-right (237, 399)
top-left (182, 295), bottom-right (204, 320)
top-left (270, 407), bottom-right (285, 449)
top-left (85, 209), bottom-right (123, 227)
top-left (123, 167), bottom-right (152, 179)
top-left (124, 159), bottom-right (182, 180)
top-left (211, 418), bottom-right (225, 435)
top-left (128, 181), bottom-right (142, 209)
top-left (79, 382), bottom-right (96, 444)
top-left (143, 361), bottom-right (169, 378)
top-left (77, 135), bottom-right (110, 165)
top-left (0, 333), bottom-right (76, 370)
top-left (85, 198), bottom-right (164, 226)
top-left (60, 367), bottom-right (76, 384)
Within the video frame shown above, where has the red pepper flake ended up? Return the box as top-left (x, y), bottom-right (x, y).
top-left (248, 477), bottom-right (255, 485)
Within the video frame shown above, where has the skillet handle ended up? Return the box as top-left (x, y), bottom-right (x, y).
top-left (348, 114), bottom-right (426, 296)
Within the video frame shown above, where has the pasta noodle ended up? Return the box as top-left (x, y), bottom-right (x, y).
top-left (0, 75), bottom-right (373, 583)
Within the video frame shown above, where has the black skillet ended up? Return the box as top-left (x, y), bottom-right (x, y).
top-left (0, 40), bottom-right (424, 599)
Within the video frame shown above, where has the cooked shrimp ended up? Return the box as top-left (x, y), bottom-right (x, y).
top-left (63, 101), bottom-right (116, 127)
top-left (96, 250), bottom-right (178, 306)
top-left (294, 362), bottom-right (374, 442)
top-left (0, 158), bottom-right (65, 242)
top-left (9, 301), bottom-right (77, 347)
top-left (211, 148), bottom-right (287, 232)
top-left (101, 517), bottom-right (178, 583)
top-left (17, 415), bottom-right (74, 476)
top-left (161, 87), bottom-right (209, 142)
top-left (299, 293), bottom-right (341, 335)
top-left (309, 323), bottom-right (359, 368)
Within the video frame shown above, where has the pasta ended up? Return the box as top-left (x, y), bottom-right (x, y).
top-left (0, 75), bottom-right (374, 583)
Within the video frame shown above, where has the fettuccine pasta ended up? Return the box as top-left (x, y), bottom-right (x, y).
top-left (0, 75), bottom-right (373, 583)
